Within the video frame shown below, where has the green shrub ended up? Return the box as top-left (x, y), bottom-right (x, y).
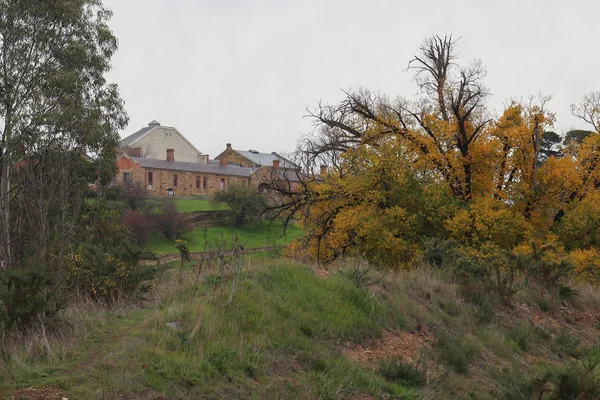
top-left (213, 183), bottom-right (267, 227)
top-left (378, 358), bottom-right (427, 388)
top-left (0, 264), bottom-right (59, 326)
top-left (422, 237), bottom-right (455, 268)
top-left (499, 348), bottom-right (600, 399)
top-left (509, 242), bottom-right (573, 291)
top-left (339, 258), bottom-right (385, 289)
top-left (155, 200), bottom-right (189, 239)
top-left (66, 246), bottom-right (156, 300)
top-left (506, 324), bottom-right (533, 352)
top-left (552, 330), bottom-right (582, 359)
top-left (452, 244), bottom-right (520, 304)
top-left (435, 332), bottom-right (480, 374)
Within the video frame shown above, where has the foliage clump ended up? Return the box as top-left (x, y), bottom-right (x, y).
top-left (272, 34), bottom-right (600, 290)
top-left (213, 184), bottom-right (267, 227)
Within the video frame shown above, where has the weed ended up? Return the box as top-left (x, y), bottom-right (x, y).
top-left (378, 358), bottom-right (427, 388)
top-left (435, 332), bottom-right (481, 374)
top-left (552, 329), bottom-right (581, 358)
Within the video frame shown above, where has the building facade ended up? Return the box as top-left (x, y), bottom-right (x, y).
top-left (116, 124), bottom-right (300, 197)
top-left (119, 120), bottom-right (208, 164)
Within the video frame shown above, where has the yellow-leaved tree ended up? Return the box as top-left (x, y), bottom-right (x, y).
top-left (271, 35), bottom-right (600, 287)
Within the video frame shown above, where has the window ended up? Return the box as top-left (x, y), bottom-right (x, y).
top-left (173, 174), bottom-right (178, 187)
top-left (220, 178), bottom-right (225, 191)
top-left (148, 171), bottom-right (153, 185)
top-left (123, 172), bottom-right (131, 183)
top-left (196, 176), bottom-right (200, 189)
top-left (203, 176), bottom-right (207, 189)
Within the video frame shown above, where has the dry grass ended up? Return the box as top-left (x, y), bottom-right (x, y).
top-left (2, 257), bottom-right (600, 399)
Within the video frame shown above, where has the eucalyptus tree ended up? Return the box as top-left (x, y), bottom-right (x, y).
top-left (0, 0), bottom-right (127, 270)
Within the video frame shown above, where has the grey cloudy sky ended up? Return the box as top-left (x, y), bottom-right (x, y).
top-left (104, 0), bottom-right (600, 159)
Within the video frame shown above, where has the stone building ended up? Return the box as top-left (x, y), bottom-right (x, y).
top-left (116, 123), bottom-right (301, 197)
top-left (215, 143), bottom-right (298, 169)
top-left (119, 120), bottom-right (208, 164)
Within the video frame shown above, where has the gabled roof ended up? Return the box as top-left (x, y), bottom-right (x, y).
top-left (119, 120), bottom-right (203, 155)
top-left (119, 124), bottom-right (159, 147)
top-left (233, 149), bottom-right (298, 169)
top-left (128, 156), bottom-right (254, 177)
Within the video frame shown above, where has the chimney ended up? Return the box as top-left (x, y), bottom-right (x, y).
top-left (127, 147), bottom-right (141, 158)
top-left (226, 143), bottom-right (232, 149)
top-left (166, 149), bottom-right (174, 162)
top-left (220, 156), bottom-right (227, 167)
top-left (320, 164), bottom-right (327, 175)
top-left (272, 159), bottom-right (280, 170)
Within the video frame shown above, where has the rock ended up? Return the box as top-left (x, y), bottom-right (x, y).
top-left (166, 321), bottom-right (181, 331)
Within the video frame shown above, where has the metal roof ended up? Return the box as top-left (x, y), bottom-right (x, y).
top-left (119, 125), bottom-right (159, 147)
top-left (233, 149), bottom-right (298, 168)
top-left (130, 157), bottom-right (254, 177)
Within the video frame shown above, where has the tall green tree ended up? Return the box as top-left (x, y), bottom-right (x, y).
top-left (0, 0), bottom-right (127, 270)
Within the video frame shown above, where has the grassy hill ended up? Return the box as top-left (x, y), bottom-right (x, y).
top-left (1, 254), bottom-right (600, 399)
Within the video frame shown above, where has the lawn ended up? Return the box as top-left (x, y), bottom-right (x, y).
top-left (173, 198), bottom-right (229, 213)
top-left (145, 221), bottom-right (304, 254)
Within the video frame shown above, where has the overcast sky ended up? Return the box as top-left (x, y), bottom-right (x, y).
top-left (104, 0), bottom-right (600, 159)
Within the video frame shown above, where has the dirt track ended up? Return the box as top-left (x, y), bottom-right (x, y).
top-left (141, 246), bottom-right (284, 265)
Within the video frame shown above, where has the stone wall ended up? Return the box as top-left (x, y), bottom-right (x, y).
top-left (182, 210), bottom-right (232, 226)
top-left (135, 126), bottom-right (204, 163)
top-left (117, 160), bottom-right (251, 197)
top-left (215, 147), bottom-right (255, 167)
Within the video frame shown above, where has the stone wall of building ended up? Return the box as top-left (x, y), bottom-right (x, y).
top-left (134, 126), bottom-right (205, 163)
top-left (116, 156), bottom-right (145, 186)
top-left (116, 164), bottom-right (250, 198)
top-left (145, 168), bottom-right (248, 197)
top-left (215, 146), bottom-right (255, 167)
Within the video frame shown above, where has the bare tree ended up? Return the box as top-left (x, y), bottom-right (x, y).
top-left (300, 35), bottom-right (491, 200)
top-left (571, 91), bottom-right (600, 133)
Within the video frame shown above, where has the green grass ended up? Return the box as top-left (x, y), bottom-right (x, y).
top-left (146, 221), bottom-right (304, 254)
top-left (144, 197), bottom-right (230, 213)
top-left (173, 198), bottom-right (230, 213)
top-left (3, 257), bottom-right (600, 399)
top-left (0, 262), bottom-right (412, 399)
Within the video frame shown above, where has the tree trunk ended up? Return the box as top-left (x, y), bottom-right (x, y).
top-left (0, 144), bottom-right (11, 270)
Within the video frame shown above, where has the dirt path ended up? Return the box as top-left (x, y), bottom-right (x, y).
top-left (141, 245), bottom-right (284, 265)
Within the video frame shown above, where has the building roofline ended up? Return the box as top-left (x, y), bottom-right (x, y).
top-left (120, 124), bottom-right (203, 156)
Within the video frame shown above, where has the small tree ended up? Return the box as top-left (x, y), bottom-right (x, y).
top-left (214, 184), bottom-right (267, 227)
top-left (120, 180), bottom-right (148, 211)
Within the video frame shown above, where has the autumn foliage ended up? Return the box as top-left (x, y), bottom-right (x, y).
top-left (282, 35), bottom-right (600, 287)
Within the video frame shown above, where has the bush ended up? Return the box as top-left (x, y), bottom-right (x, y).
top-left (73, 199), bottom-right (158, 301)
top-left (65, 248), bottom-right (156, 300)
top-left (452, 244), bottom-right (520, 304)
top-left (500, 347), bottom-right (600, 399)
top-left (213, 184), bottom-right (267, 227)
top-left (0, 264), bottom-right (59, 327)
top-left (120, 180), bottom-right (148, 211)
top-left (510, 241), bottom-right (573, 290)
top-left (378, 358), bottom-right (427, 388)
top-left (435, 332), bottom-right (480, 374)
top-left (422, 237), bottom-right (455, 268)
top-left (570, 248), bottom-right (600, 287)
top-left (154, 200), bottom-right (189, 239)
top-left (122, 209), bottom-right (153, 245)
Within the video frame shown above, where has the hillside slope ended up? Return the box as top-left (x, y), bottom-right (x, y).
top-left (2, 257), bottom-right (600, 399)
